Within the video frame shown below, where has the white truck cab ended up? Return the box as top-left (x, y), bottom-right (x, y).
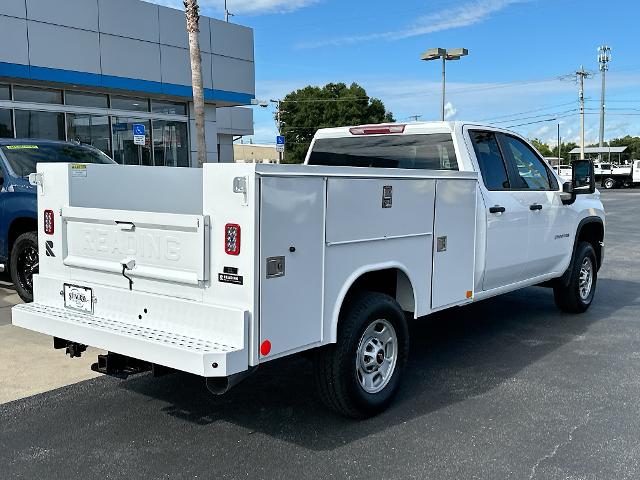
top-left (13, 121), bottom-right (604, 418)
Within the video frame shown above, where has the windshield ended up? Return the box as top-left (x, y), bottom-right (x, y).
top-left (308, 133), bottom-right (458, 170)
top-left (0, 143), bottom-right (116, 177)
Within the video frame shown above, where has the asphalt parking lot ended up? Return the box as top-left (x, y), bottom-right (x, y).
top-left (1, 190), bottom-right (639, 479)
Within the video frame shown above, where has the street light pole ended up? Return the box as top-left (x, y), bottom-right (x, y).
top-left (421, 48), bottom-right (468, 121)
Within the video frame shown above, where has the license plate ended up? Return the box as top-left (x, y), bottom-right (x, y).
top-left (64, 284), bottom-right (93, 313)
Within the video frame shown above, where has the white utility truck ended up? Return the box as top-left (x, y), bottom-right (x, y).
top-left (13, 122), bottom-right (605, 418)
top-left (594, 161), bottom-right (639, 189)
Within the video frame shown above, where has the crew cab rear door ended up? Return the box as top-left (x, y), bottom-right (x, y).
top-left (467, 129), bottom-right (530, 290)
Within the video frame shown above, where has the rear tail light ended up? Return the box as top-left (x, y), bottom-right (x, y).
top-left (44, 209), bottom-right (54, 235)
top-left (225, 224), bottom-right (241, 255)
top-left (349, 124), bottom-right (406, 135)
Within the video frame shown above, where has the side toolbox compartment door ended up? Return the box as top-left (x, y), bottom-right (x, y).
top-left (431, 179), bottom-right (477, 309)
top-left (259, 176), bottom-right (325, 358)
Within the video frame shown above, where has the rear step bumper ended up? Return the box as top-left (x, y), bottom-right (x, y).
top-left (12, 303), bottom-right (248, 377)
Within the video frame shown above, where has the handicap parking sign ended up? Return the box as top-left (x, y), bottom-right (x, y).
top-left (133, 124), bottom-right (145, 136)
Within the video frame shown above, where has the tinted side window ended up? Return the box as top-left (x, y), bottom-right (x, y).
top-left (469, 130), bottom-right (510, 190)
top-left (498, 134), bottom-right (552, 190)
top-left (308, 133), bottom-right (458, 170)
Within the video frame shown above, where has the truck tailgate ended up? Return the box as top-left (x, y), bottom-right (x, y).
top-left (62, 206), bottom-right (209, 287)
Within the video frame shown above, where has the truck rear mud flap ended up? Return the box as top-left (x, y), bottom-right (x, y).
top-left (12, 303), bottom-right (248, 377)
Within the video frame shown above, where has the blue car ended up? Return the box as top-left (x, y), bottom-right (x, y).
top-left (0, 140), bottom-right (116, 302)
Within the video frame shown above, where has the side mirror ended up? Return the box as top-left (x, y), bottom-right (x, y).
top-left (571, 159), bottom-right (595, 194)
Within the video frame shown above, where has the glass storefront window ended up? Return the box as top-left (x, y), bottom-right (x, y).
top-left (111, 96), bottom-right (149, 112)
top-left (152, 120), bottom-right (189, 167)
top-left (66, 91), bottom-right (109, 109)
top-left (0, 84), bottom-right (10, 100)
top-left (112, 118), bottom-right (152, 165)
top-left (152, 100), bottom-right (187, 116)
top-left (13, 86), bottom-right (62, 104)
top-left (67, 114), bottom-right (111, 156)
top-left (14, 110), bottom-right (65, 140)
top-left (0, 109), bottom-right (14, 138)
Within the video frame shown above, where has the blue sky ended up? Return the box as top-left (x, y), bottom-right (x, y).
top-left (154, 0), bottom-right (640, 147)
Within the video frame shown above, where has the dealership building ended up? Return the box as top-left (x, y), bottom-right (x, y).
top-left (0, 0), bottom-right (255, 166)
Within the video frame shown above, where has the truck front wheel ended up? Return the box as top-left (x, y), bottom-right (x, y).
top-left (553, 241), bottom-right (597, 313)
top-left (10, 231), bottom-right (38, 303)
top-left (314, 291), bottom-right (409, 418)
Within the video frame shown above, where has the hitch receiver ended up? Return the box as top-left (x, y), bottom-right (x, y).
top-left (91, 352), bottom-right (151, 379)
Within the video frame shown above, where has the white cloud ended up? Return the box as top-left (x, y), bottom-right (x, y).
top-left (145, 0), bottom-right (318, 15)
top-left (444, 101), bottom-right (457, 119)
top-left (298, 0), bottom-right (526, 48)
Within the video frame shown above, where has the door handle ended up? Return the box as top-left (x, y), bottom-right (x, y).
top-left (529, 204), bottom-right (543, 211)
top-left (489, 206), bottom-right (506, 214)
top-left (115, 221), bottom-right (136, 231)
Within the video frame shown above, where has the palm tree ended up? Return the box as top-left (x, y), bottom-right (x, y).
top-left (184, 0), bottom-right (207, 167)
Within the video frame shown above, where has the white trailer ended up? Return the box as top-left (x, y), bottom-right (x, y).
top-left (13, 122), bottom-right (605, 417)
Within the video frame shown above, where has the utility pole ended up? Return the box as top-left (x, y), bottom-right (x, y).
top-left (407, 115), bottom-right (422, 122)
top-left (575, 66), bottom-right (592, 160)
top-left (224, 0), bottom-right (234, 22)
top-left (598, 45), bottom-right (611, 150)
top-left (271, 99), bottom-right (283, 163)
top-left (557, 123), bottom-right (561, 166)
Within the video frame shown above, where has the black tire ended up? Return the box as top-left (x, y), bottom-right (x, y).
top-left (602, 177), bottom-right (616, 189)
top-left (10, 231), bottom-right (38, 303)
top-left (553, 241), bottom-right (597, 313)
top-left (314, 291), bottom-right (409, 418)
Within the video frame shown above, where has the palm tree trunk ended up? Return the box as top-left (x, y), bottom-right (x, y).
top-left (184, 0), bottom-right (207, 168)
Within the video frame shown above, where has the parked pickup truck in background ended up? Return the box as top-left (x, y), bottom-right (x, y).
top-left (0, 140), bottom-right (116, 301)
top-left (12, 122), bottom-right (605, 418)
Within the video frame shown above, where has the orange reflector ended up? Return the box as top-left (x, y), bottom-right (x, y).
top-left (466, 290), bottom-right (473, 299)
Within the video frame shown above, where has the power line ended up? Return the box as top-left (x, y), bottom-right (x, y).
top-left (490, 108), bottom-right (578, 125)
top-left (505, 112), bottom-right (577, 129)
top-left (478, 100), bottom-right (577, 122)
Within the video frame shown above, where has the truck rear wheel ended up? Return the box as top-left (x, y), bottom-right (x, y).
top-left (10, 231), bottom-right (38, 303)
top-left (553, 241), bottom-right (597, 313)
top-left (602, 177), bottom-right (616, 189)
top-left (314, 291), bottom-right (409, 418)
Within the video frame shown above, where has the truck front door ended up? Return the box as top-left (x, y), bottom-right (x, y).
top-left (496, 133), bottom-right (574, 278)
top-left (467, 130), bottom-right (530, 291)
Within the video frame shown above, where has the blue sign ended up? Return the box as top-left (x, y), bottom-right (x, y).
top-left (133, 124), bottom-right (145, 136)
top-left (276, 135), bottom-right (285, 145)
top-left (113, 123), bottom-right (127, 132)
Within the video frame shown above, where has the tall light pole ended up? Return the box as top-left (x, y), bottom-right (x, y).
top-left (420, 48), bottom-right (468, 121)
top-left (597, 45), bottom-right (611, 150)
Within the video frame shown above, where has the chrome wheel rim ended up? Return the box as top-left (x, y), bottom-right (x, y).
top-left (355, 319), bottom-right (398, 394)
top-left (579, 257), bottom-right (593, 300)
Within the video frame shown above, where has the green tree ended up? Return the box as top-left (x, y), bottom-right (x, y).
top-left (609, 135), bottom-right (640, 160)
top-left (278, 82), bottom-right (394, 164)
top-left (530, 138), bottom-right (552, 157)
